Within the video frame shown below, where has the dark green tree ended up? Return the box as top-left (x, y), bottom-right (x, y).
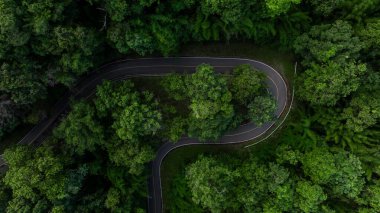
top-left (307, 0), bottom-right (345, 16)
top-left (0, 97), bottom-right (19, 139)
top-left (163, 116), bottom-right (187, 142)
top-left (359, 182), bottom-right (380, 212)
top-left (0, 62), bottom-right (46, 105)
top-left (107, 22), bottom-right (155, 55)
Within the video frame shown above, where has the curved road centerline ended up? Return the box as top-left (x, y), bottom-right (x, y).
top-left (0, 57), bottom-right (288, 213)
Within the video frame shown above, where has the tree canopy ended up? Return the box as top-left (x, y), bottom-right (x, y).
top-left (173, 145), bottom-right (369, 212)
top-left (186, 64), bottom-right (235, 141)
top-left (1, 0), bottom-right (380, 212)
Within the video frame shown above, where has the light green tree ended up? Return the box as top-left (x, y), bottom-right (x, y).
top-left (265, 0), bottom-right (301, 17)
top-left (107, 22), bottom-right (155, 55)
top-left (237, 157), bottom-right (269, 210)
top-left (230, 64), bottom-right (265, 105)
top-left (94, 80), bottom-right (135, 117)
top-left (187, 64), bottom-right (235, 141)
top-left (161, 73), bottom-right (187, 101)
top-left (197, 0), bottom-right (246, 24)
top-left (331, 151), bottom-right (365, 198)
top-left (361, 183), bottom-right (380, 212)
top-left (299, 61), bottom-right (367, 106)
top-left (301, 148), bottom-right (336, 184)
top-left (186, 155), bottom-right (240, 212)
top-left (295, 181), bottom-right (327, 213)
top-left (106, 138), bottom-right (155, 175)
top-left (342, 91), bottom-right (380, 132)
top-left (302, 148), bottom-right (365, 198)
top-left (54, 101), bottom-right (104, 155)
top-left (112, 91), bottom-right (162, 141)
top-left (3, 145), bottom-right (87, 211)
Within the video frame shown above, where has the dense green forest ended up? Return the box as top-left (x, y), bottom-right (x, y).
top-left (0, 0), bottom-right (379, 212)
top-left (0, 64), bottom-right (275, 211)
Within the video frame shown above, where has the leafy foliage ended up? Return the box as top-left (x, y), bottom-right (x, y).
top-left (295, 180), bottom-right (327, 213)
top-left (294, 20), bottom-right (363, 65)
top-left (106, 137), bottom-right (155, 175)
top-left (54, 101), bottom-right (104, 155)
top-left (186, 64), bottom-right (235, 141)
top-left (181, 146), bottom-right (368, 212)
top-left (0, 0), bottom-right (312, 135)
top-left (1, 80), bottom-right (163, 211)
top-left (301, 148), bottom-right (336, 184)
top-left (3, 145), bottom-right (87, 212)
top-left (342, 91), bottom-right (380, 132)
top-left (161, 73), bottom-right (187, 101)
top-left (1, 1), bottom-right (380, 213)
top-left (185, 155), bottom-right (239, 212)
top-left (298, 61), bottom-right (367, 106)
top-left (307, 0), bottom-right (346, 16)
top-left (230, 64), bottom-right (266, 105)
top-left (248, 95), bottom-right (277, 126)
top-left (0, 62), bottom-right (46, 105)
top-left (265, 0), bottom-right (301, 17)
top-left (112, 91), bottom-right (161, 141)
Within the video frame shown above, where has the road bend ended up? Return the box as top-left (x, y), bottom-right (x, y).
top-left (0, 58), bottom-right (288, 213)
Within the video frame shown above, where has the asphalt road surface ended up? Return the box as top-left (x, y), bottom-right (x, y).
top-left (0, 57), bottom-right (288, 213)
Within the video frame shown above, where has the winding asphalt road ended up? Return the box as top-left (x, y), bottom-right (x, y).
top-left (0, 57), bottom-right (288, 213)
